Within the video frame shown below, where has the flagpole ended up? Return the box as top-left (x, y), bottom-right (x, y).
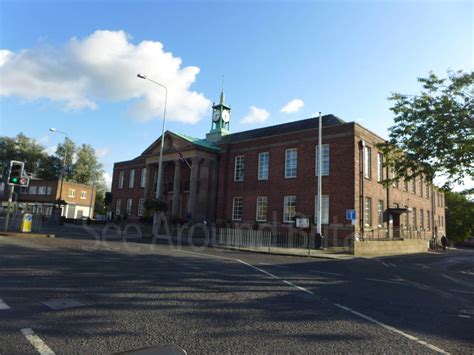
top-left (317, 112), bottom-right (324, 249)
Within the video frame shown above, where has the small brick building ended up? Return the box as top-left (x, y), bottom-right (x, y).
top-left (111, 90), bottom-right (446, 241)
top-left (0, 178), bottom-right (96, 219)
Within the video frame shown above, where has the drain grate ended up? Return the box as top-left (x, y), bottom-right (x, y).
top-left (40, 298), bottom-right (85, 310)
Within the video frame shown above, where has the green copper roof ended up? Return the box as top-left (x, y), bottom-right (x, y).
top-left (173, 132), bottom-right (220, 151)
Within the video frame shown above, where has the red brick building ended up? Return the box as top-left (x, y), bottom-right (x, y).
top-left (0, 178), bottom-right (96, 219)
top-left (111, 91), bottom-right (446, 240)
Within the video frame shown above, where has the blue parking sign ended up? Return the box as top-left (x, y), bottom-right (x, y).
top-left (346, 209), bottom-right (356, 221)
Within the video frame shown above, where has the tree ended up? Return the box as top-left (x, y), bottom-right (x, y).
top-left (55, 137), bottom-right (76, 181)
top-left (379, 70), bottom-right (474, 188)
top-left (93, 184), bottom-right (108, 215)
top-left (445, 190), bottom-right (474, 243)
top-left (72, 144), bottom-right (107, 217)
top-left (1, 133), bottom-right (109, 217)
top-left (73, 144), bottom-right (104, 185)
top-left (0, 133), bottom-right (47, 177)
top-left (37, 155), bottom-right (62, 180)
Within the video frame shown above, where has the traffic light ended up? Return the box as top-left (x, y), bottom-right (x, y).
top-left (8, 161), bottom-right (28, 186)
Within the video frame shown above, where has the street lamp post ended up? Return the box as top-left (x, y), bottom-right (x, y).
top-left (317, 112), bottom-right (324, 249)
top-left (137, 73), bottom-right (168, 232)
top-left (49, 128), bottom-right (68, 218)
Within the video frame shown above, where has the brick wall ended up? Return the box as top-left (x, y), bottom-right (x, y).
top-left (216, 123), bottom-right (356, 232)
top-left (111, 158), bottom-right (147, 218)
top-left (354, 124), bottom-right (444, 238)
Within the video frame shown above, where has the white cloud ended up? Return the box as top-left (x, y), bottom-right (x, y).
top-left (43, 145), bottom-right (56, 155)
top-left (36, 135), bottom-right (50, 145)
top-left (281, 99), bottom-right (304, 113)
top-left (240, 106), bottom-right (270, 124)
top-left (96, 147), bottom-right (109, 158)
top-left (0, 30), bottom-right (211, 123)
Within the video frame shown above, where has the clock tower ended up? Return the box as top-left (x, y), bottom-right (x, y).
top-left (206, 87), bottom-right (231, 143)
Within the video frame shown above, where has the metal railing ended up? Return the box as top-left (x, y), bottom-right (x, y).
top-left (214, 227), bottom-right (353, 252)
top-left (362, 226), bottom-right (433, 241)
top-left (0, 212), bottom-right (44, 233)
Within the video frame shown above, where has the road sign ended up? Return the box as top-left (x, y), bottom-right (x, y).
top-left (21, 213), bottom-right (33, 233)
top-left (346, 209), bottom-right (356, 221)
top-left (296, 217), bottom-right (310, 229)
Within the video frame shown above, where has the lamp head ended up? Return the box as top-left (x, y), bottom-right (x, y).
top-left (49, 128), bottom-right (57, 132)
top-left (137, 73), bottom-right (147, 79)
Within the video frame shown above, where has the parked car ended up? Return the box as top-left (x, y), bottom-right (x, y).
top-left (464, 237), bottom-right (474, 247)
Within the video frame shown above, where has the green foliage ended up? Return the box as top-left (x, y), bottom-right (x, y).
top-left (0, 133), bottom-right (109, 217)
top-left (445, 190), bottom-right (474, 243)
top-left (73, 144), bottom-right (104, 185)
top-left (93, 182), bottom-right (108, 215)
top-left (55, 137), bottom-right (76, 180)
top-left (0, 133), bottom-right (47, 178)
top-left (37, 155), bottom-right (62, 180)
top-left (378, 70), bottom-right (474, 188)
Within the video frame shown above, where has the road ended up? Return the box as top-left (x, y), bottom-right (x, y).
top-left (0, 229), bottom-right (473, 354)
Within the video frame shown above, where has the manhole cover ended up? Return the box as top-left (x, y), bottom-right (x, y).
top-left (41, 298), bottom-right (85, 310)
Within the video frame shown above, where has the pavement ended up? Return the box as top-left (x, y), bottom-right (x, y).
top-left (0, 226), bottom-right (473, 354)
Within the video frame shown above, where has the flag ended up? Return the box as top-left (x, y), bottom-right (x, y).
top-left (174, 145), bottom-right (191, 168)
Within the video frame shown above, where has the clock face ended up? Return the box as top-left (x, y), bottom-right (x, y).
top-left (212, 110), bottom-right (221, 122)
top-left (222, 110), bottom-right (230, 122)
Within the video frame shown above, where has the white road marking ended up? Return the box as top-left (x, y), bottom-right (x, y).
top-left (0, 299), bottom-right (11, 310)
top-left (21, 328), bottom-right (55, 355)
top-left (365, 278), bottom-right (407, 285)
top-left (282, 280), bottom-right (314, 295)
top-left (236, 259), bottom-right (281, 280)
top-left (376, 259), bottom-right (396, 268)
top-left (310, 270), bottom-right (343, 276)
top-left (442, 274), bottom-right (473, 288)
top-left (174, 248), bottom-right (449, 354)
top-left (460, 271), bottom-right (474, 276)
top-left (457, 314), bottom-right (471, 319)
top-left (450, 289), bottom-right (474, 295)
top-left (333, 304), bottom-right (449, 354)
top-left (415, 263), bottom-right (431, 270)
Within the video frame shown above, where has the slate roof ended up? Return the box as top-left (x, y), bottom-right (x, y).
top-left (219, 114), bottom-right (346, 144)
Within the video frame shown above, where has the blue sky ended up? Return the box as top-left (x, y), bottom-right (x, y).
top-left (0, 0), bottom-right (472, 187)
